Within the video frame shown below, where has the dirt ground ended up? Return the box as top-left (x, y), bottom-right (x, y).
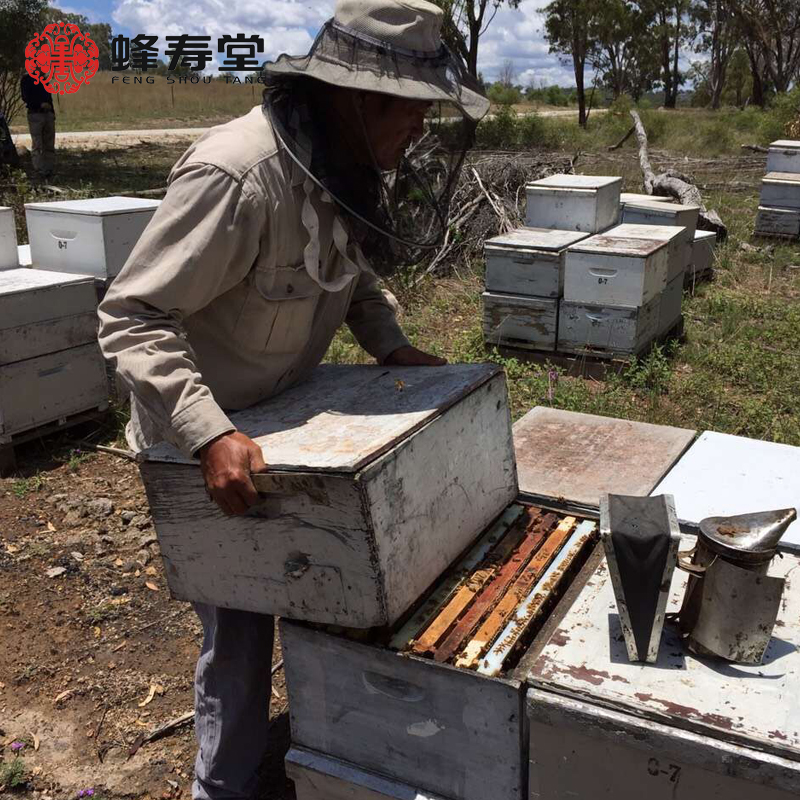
top-left (0, 428), bottom-right (295, 800)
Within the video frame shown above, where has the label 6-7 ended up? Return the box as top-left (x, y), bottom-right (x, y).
top-left (57, 240), bottom-right (68, 250)
top-left (647, 757), bottom-right (681, 784)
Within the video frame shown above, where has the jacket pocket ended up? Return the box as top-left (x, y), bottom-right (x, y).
top-left (237, 264), bottom-right (323, 354)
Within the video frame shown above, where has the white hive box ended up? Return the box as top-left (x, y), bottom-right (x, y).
top-left (0, 268), bottom-right (98, 365)
top-left (620, 197), bottom-right (699, 244)
top-left (0, 343), bottom-right (109, 442)
top-left (482, 292), bottom-right (558, 351)
top-left (652, 430), bottom-right (800, 550)
top-left (525, 175), bottom-right (621, 233)
top-left (563, 232), bottom-right (670, 308)
top-left (766, 140), bottom-right (800, 174)
top-left (484, 227), bottom-right (589, 297)
top-left (760, 172), bottom-right (800, 210)
top-left (755, 206), bottom-right (800, 238)
top-left (287, 749), bottom-right (449, 800)
top-left (25, 196), bottom-right (160, 279)
top-left (690, 229), bottom-right (717, 277)
top-left (140, 364), bottom-right (518, 628)
top-left (657, 273), bottom-right (683, 336)
top-left (526, 547), bottom-right (800, 799)
top-left (1, 207), bottom-right (18, 270)
top-left (608, 222), bottom-right (689, 283)
top-left (558, 296), bottom-right (660, 356)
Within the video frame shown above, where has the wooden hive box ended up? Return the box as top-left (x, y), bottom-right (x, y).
top-left (482, 292), bottom-right (558, 351)
top-left (657, 273), bottom-right (683, 336)
top-left (0, 207), bottom-right (17, 270)
top-left (139, 364), bottom-right (517, 628)
top-left (760, 172), bottom-right (800, 210)
top-left (25, 196), bottom-right (160, 279)
top-left (484, 227), bottom-right (589, 298)
top-left (609, 222), bottom-right (689, 283)
top-left (620, 198), bottom-right (699, 247)
top-left (755, 206), bottom-right (800, 238)
top-left (525, 175), bottom-right (622, 233)
top-left (281, 503), bottom-right (600, 800)
top-left (0, 268), bottom-right (98, 365)
top-left (558, 296), bottom-right (660, 356)
top-left (690, 229), bottom-right (717, 278)
top-left (524, 545), bottom-right (800, 799)
top-left (563, 232), bottom-right (670, 308)
top-left (766, 140), bottom-right (800, 175)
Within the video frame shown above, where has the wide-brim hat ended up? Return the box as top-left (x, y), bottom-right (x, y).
top-left (263, 0), bottom-right (490, 122)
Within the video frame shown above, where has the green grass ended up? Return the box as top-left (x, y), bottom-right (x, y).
top-left (0, 758), bottom-right (28, 791)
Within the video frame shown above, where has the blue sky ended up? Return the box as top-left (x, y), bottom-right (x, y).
top-left (57, 0), bottom-right (577, 85)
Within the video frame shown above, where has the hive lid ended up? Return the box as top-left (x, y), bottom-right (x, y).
top-left (513, 407), bottom-right (696, 510)
top-left (142, 363), bottom-right (504, 471)
top-left (763, 171), bottom-right (800, 184)
top-left (770, 139), bottom-right (800, 150)
top-left (608, 223), bottom-right (686, 242)
top-left (693, 229), bottom-right (717, 242)
top-left (622, 198), bottom-right (701, 215)
top-left (528, 174), bottom-right (621, 190)
top-left (484, 227), bottom-right (590, 252)
top-left (526, 543), bottom-right (800, 762)
top-left (24, 196), bottom-right (161, 216)
top-left (567, 232), bottom-right (669, 257)
top-left (620, 192), bottom-right (675, 204)
top-left (0, 266), bottom-right (94, 297)
top-left (652, 431), bottom-right (800, 550)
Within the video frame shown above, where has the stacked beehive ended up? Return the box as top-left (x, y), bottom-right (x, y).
top-left (483, 175), bottom-right (706, 361)
top-left (755, 140), bottom-right (800, 239)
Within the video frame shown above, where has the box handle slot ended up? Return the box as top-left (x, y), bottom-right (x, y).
top-left (588, 268), bottom-right (617, 277)
top-left (38, 364), bottom-right (68, 378)
top-left (585, 313), bottom-right (609, 322)
top-left (362, 671), bottom-right (426, 703)
top-left (49, 230), bottom-right (78, 241)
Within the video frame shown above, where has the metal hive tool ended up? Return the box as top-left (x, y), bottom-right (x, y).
top-left (600, 493), bottom-right (681, 663)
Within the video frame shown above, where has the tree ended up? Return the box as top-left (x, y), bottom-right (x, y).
top-left (729, 0), bottom-right (800, 95)
top-left (691, 0), bottom-right (737, 108)
top-left (541, 0), bottom-right (597, 126)
top-left (647, 0), bottom-right (690, 108)
top-left (725, 47), bottom-right (752, 106)
top-left (433, 0), bottom-right (521, 79)
top-left (498, 58), bottom-right (516, 88)
top-left (0, 0), bottom-right (48, 123)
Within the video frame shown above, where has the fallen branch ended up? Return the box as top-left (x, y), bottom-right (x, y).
top-left (741, 144), bottom-right (769, 154)
top-left (128, 710), bottom-right (194, 758)
top-left (630, 109), bottom-right (727, 240)
top-left (119, 187), bottom-right (168, 198)
top-left (608, 125), bottom-right (635, 151)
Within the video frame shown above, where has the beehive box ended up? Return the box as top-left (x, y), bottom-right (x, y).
top-left (558, 296), bottom-right (660, 356)
top-left (482, 292), bottom-right (558, 351)
top-left (525, 175), bottom-right (621, 233)
top-left (0, 343), bottom-right (109, 441)
top-left (281, 503), bottom-right (599, 800)
top-left (608, 222), bottom-right (689, 283)
top-left (26, 196), bottom-right (160, 279)
top-left (1, 207), bottom-right (17, 270)
top-left (484, 227), bottom-right (589, 297)
top-left (563, 232), bottom-right (670, 308)
top-left (766, 140), bottom-right (800, 175)
top-left (657, 273), bottom-right (683, 336)
top-left (140, 364), bottom-right (517, 628)
top-left (620, 198), bottom-right (699, 240)
top-left (0, 268), bottom-right (98, 365)
top-left (525, 546), bottom-right (800, 799)
top-left (690, 229), bottom-right (717, 278)
top-left (755, 206), bottom-right (800, 238)
top-left (760, 173), bottom-right (800, 210)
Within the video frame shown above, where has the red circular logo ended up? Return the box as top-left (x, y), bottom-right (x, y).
top-left (25, 22), bottom-right (99, 95)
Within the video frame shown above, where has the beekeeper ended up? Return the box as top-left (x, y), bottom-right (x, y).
top-left (97, 1), bottom-right (488, 797)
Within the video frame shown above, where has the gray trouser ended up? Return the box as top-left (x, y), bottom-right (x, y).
top-left (192, 603), bottom-right (275, 800)
top-left (27, 111), bottom-right (55, 176)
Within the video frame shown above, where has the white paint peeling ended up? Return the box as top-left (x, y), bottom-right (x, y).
top-left (406, 719), bottom-right (445, 738)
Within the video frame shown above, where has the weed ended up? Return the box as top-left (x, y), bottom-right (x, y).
top-left (84, 602), bottom-right (121, 626)
top-left (11, 475), bottom-right (45, 498)
top-left (0, 757), bottom-right (28, 790)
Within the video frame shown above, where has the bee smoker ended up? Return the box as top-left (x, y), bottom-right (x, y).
top-left (678, 508), bottom-right (797, 664)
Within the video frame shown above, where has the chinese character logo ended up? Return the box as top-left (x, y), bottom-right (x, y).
top-left (25, 22), bottom-right (100, 94)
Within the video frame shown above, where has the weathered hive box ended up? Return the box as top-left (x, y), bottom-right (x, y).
top-left (25, 196), bottom-right (160, 279)
top-left (766, 140), bottom-right (800, 175)
top-left (755, 205), bottom-right (800, 238)
top-left (0, 342), bottom-right (109, 442)
top-left (657, 273), bottom-right (683, 336)
top-left (690, 229), bottom-right (717, 278)
top-left (484, 227), bottom-right (589, 297)
top-left (525, 175), bottom-right (621, 233)
top-left (558, 296), bottom-right (660, 356)
top-left (1, 207), bottom-right (17, 270)
top-left (281, 503), bottom-right (599, 800)
top-left (482, 292), bottom-right (558, 351)
top-left (760, 172), bottom-right (800, 210)
top-left (140, 364), bottom-right (517, 628)
top-left (563, 232), bottom-right (670, 308)
top-left (620, 197), bottom-right (699, 242)
top-left (607, 222), bottom-right (689, 283)
top-left (0, 268), bottom-right (98, 365)
top-left (525, 545), bottom-right (800, 799)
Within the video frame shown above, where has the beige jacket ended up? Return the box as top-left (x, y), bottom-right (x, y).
top-left (98, 107), bottom-right (409, 456)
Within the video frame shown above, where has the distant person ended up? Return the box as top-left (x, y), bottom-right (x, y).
top-left (20, 72), bottom-right (55, 179)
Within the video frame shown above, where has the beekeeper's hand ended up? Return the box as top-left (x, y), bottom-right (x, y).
top-left (198, 432), bottom-right (268, 515)
top-left (384, 345), bottom-right (447, 366)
